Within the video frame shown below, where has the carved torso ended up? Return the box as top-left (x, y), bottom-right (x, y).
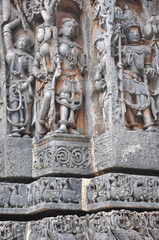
top-left (122, 45), bottom-right (151, 78)
top-left (58, 37), bottom-right (81, 75)
top-left (6, 49), bottom-right (33, 80)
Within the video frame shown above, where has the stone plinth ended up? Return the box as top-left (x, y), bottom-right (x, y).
top-left (94, 130), bottom-right (159, 173)
top-left (33, 133), bottom-right (93, 178)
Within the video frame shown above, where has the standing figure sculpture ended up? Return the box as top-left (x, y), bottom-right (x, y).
top-left (3, 18), bottom-right (35, 137)
top-left (55, 18), bottom-right (85, 134)
top-left (120, 7), bottom-right (157, 131)
top-left (94, 28), bottom-right (112, 126)
top-left (144, 17), bottom-right (159, 124)
top-left (32, 3), bottom-right (62, 140)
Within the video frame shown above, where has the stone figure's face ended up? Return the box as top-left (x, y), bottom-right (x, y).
top-left (95, 39), bottom-right (105, 55)
top-left (61, 21), bottom-right (77, 39)
top-left (37, 28), bottom-right (44, 43)
top-left (16, 36), bottom-right (29, 51)
top-left (127, 27), bottom-right (140, 44)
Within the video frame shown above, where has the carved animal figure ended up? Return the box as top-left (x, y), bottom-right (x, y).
top-left (111, 228), bottom-right (143, 240)
top-left (47, 229), bottom-right (76, 240)
top-left (42, 180), bottom-right (60, 203)
top-left (9, 185), bottom-right (25, 208)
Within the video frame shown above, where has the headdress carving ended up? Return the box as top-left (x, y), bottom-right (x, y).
top-left (122, 5), bottom-right (140, 34)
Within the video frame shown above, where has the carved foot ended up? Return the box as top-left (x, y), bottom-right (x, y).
top-left (68, 128), bottom-right (80, 135)
top-left (8, 132), bottom-right (21, 137)
top-left (132, 127), bottom-right (143, 132)
top-left (54, 128), bottom-right (68, 134)
top-left (145, 126), bottom-right (158, 132)
top-left (55, 124), bottom-right (68, 134)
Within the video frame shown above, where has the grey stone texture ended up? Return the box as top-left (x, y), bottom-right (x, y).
top-left (33, 134), bottom-right (93, 177)
top-left (1, 0), bottom-right (159, 238)
top-left (94, 130), bottom-right (159, 173)
top-left (1, 210), bottom-right (159, 239)
top-left (0, 173), bottom-right (158, 214)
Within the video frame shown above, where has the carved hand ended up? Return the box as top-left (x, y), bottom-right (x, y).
top-left (17, 83), bottom-right (28, 92)
top-left (55, 67), bottom-right (62, 78)
top-left (4, 17), bottom-right (20, 31)
top-left (146, 67), bottom-right (156, 77)
top-left (37, 73), bottom-right (46, 80)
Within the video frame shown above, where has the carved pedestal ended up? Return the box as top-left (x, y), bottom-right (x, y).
top-left (33, 134), bottom-right (93, 177)
top-left (1, 0), bottom-right (159, 239)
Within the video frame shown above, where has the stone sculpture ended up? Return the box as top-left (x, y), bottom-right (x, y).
top-left (120, 6), bottom-right (157, 131)
top-left (0, 210), bottom-right (158, 239)
top-left (3, 17), bottom-right (35, 137)
top-left (32, 7), bottom-right (61, 139)
top-left (55, 17), bottom-right (86, 135)
top-left (1, 0), bottom-right (159, 239)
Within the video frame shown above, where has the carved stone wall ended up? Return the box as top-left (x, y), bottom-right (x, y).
top-left (1, 210), bottom-right (159, 239)
top-left (0, 0), bottom-right (159, 238)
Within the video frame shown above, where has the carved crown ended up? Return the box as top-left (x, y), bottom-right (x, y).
top-left (122, 5), bottom-right (140, 34)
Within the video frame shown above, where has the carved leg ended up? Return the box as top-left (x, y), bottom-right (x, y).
top-left (55, 102), bottom-right (68, 133)
top-left (9, 100), bottom-right (21, 137)
top-left (25, 101), bottom-right (33, 136)
top-left (143, 108), bottom-right (157, 131)
top-left (68, 110), bottom-right (79, 135)
top-left (55, 91), bottom-right (70, 133)
top-left (36, 91), bottom-right (51, 138)
top-left (141, 95), bottom-right (157, 131)
top-left (125, 92), bottom-right (138, 130)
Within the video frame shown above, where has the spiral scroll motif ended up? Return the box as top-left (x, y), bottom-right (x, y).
top-left (72, 149), bottom-right (85, 166)
top-left (55, 147), bottom-right (70, 165)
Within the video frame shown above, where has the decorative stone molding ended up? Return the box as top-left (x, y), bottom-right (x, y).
top-left (86, 173), bottom-right (159, 211)
top-left (1, 210), bottom-right (159, 239)
top-left (0, 177), bottom-right (82, 215)
top-left (0, 173), bottom-right (159, 214)
top-left (33, 134), bottom-right (93, 177)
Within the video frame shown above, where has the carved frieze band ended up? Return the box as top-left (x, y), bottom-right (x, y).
top-left (33, 136), bottom-right (93, 177)
top-left (86, 173), bottom-right (159, 211)
top-left (1, 174), bottom-right (159, 214)
top-left (1, 210), bottom-right (159, 239)
top-left (0, 177), bottom-right (82, 214)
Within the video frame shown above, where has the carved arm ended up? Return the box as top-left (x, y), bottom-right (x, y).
top-left (3, 18), bottom-right (21, 53)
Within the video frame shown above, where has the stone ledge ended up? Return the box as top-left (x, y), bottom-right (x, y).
top-left (1, 210), bottom-right (159, 239)
top-left (1, 131), bottom-right (159, 179)
top-left (0, 174), bottom-right (159, 214)
top-left (86, 173), bottom-right (159, 211)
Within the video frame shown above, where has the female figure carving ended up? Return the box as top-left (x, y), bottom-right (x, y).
top-left (3, 18), bottom-right (35, 137)
top-left (120, 9), bottom-right (157, 131)
top-left (55, 18), bottom-right (85, 134)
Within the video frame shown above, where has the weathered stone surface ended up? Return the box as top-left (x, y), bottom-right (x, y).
top-left (94, 130), bottom-right (159, 173)
top-left (33, 134), bottom-right (93, 177)
top-left (5, 137), bottom-right (32, 178)
top-left (0, 177), bottom-right (82, 215)
top-left (0, 173), bottom-right (159, 214)
top-left (0, 139), bottom-right (5, 178)
top-left (1, 0), bottom-right (159, 238)
top-left (1, 210), bottom-right (159, 239)
top-left (86, 173), bottom-right (159, 212)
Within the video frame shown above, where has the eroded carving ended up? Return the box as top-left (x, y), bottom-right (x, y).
top-left (3, 18), bottom-right (35, 137)
top-left (0, 210), bottom-right (157, 239)
top-left (87, 173), bottom-right (159, 207)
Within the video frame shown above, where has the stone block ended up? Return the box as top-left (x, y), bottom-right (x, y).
top-left (94, 130), bottom-right (159, 173)
top-left (33, 133), bottom-right (93, 177)
top-left (5, 137), bottom-right (32, 178)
